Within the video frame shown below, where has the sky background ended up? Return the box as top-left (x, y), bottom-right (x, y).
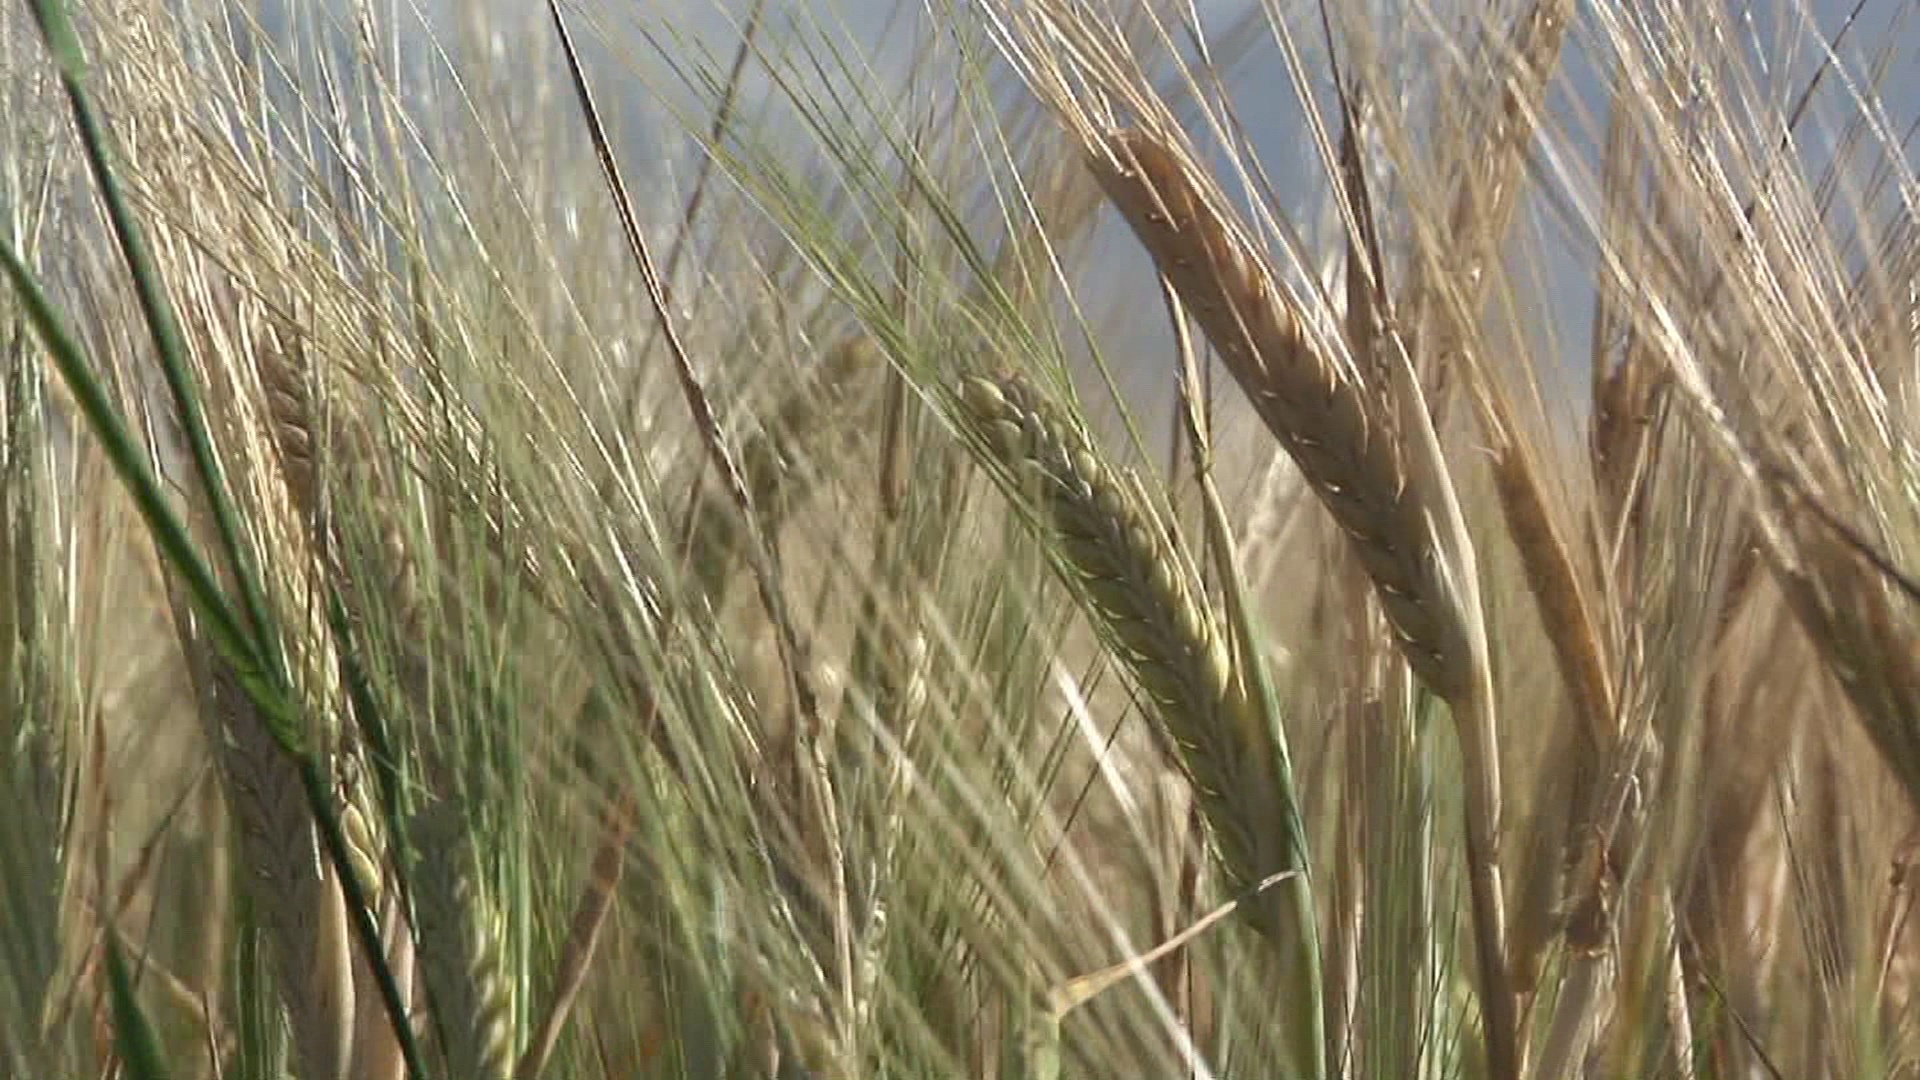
top-left (226, 0), bottom-right (1920, 445)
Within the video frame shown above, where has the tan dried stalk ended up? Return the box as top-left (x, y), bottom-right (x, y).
top-left (1428, 12), bottom-right (1616, 1007)
top-left (957, 372), bottom-right (1323, 1075)
top-left (410, 798), bottom-right (515, 1080)
top-left (1085, 127), bottom-right (1516, 1079)
top-left (300, 404), bottom-right (484, 1076)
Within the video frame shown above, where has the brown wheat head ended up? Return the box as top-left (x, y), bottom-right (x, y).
top-left (1085, 127), bottom-right (1477, 707)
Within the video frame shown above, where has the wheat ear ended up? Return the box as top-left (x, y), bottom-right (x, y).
top-left (257, 317), bottom-right (319, 533)
top-left (960, 373), bottom-right (1294, 900)
top-left (1086, 126), bottom-right (1516, 1080)
top-left (184, 635), bottom-right (355, 1080)
top-left (1489, 437), bottom-right (1615, 997)
top-left (252, 315), bottom-right (420, 1080)
top-left (1769, 515), bottom-right (1920, 808)
top-left (409, 797), bottom-right (515, 1080)
top-left (683, 334), bottom-right (876, 600)
top-left (338, 759), bottom-right (413, 1080)
top-left (1491, 445), bottom-right (1613, 747)
top-left (958, 372), bottom-right (1323, 1077)
top-left (1087, 129), bottom-right (1472, 701)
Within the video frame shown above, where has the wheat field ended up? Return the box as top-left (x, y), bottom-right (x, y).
top-left (4, 0), bottom-right (1920, 1077)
